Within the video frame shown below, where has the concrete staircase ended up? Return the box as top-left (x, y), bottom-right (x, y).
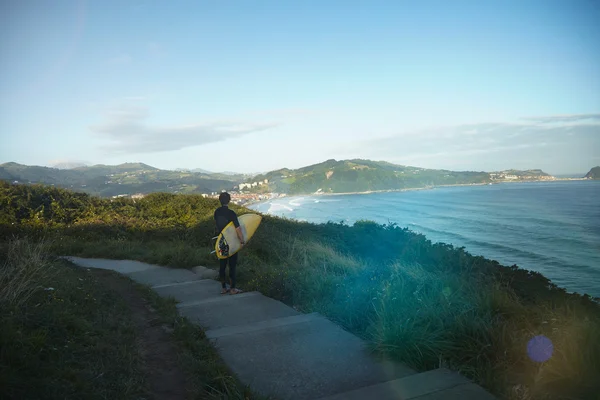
top-left (66, 257), bottom-right (496, 400)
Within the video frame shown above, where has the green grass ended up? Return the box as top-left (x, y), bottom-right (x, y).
top-left (0, 239), bottom-right (147, 399)
top-left (51, 237), bottom-right (215, 268)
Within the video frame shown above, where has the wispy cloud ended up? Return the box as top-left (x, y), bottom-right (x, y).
top-left (48, 159), bottom-right (90, 169)
top-left (241, 108), bottom-right (330, 121)
top-left (346, 113), bottom-right (600, 171)
top-left (90, 105), bottom-right (279, 154)
top-left (522, 113), bottom-right (600, 124)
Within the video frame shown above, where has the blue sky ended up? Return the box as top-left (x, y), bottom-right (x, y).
top-left (1, 0), bottom-right (599, 174)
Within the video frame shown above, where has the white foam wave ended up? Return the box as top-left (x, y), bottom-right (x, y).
top-left (288, 197), bottom-right (305, 207)
top-left (268, 202), bottom-right (294, 213)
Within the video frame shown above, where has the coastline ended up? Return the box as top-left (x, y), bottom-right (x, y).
top-left (246, 179), bottom-right (600, 298)
top-left (314, 182), bottom-right (487, 197)
top-left (245, 178), bottom-right (593, 208)
top-left (242, 178), bottom-right (590, 208)
top-left (295, 179), bottom-right (581, 198)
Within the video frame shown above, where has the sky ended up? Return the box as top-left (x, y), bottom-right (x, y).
top-left (1, 0), bottom-right (599, 175)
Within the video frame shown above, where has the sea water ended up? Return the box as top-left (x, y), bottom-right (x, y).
top-left (250, 181), bottom-right (600, 297)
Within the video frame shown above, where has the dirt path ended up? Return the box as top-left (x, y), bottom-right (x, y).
top-left (89, 269), bottom-right (189, 400)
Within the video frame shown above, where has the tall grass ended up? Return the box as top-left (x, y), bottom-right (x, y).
top-left (239, 237), bottom-right (600, 399)
top-left (0, 238), bottom-right (54, 308)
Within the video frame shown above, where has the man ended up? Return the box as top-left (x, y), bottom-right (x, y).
top-left (214, 192), bottom-right (244, 294)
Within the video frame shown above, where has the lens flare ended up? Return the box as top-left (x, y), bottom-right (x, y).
top-left (527, 335), bottom-right (553, 362)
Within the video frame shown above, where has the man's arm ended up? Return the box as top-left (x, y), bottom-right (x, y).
top-left (235, 226), bottom-right (245, 245)
top-left (231, 211), bottom-right (245, 245)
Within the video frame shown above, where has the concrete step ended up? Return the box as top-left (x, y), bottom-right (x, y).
top-left (127, 267), bottom-right (201, 287)
top-left (64, 256), bottom-right (160, 273)
top-left (315, 368), bottom-right (496, 400)
top-left (206, 312), bottom-right (322, 339)
top-left (65, 256), bottom-right (202, 287)
top-left (209, 312), bottom-right (416, 400)
top-left (153, 279), bottom-right (223, 304)
top-left (177, 291), bottom-right (260, 308)
top-left (178, 291), bottom-right (300, 331)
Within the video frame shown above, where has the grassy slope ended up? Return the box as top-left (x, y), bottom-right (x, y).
top-left (0, 238), bottom-right (264, 400)
top-left (0, 240), bottom-right (147, 399)
top-left (2, 182), bottom-right (600, 399)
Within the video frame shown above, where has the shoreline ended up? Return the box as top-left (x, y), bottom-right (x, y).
top-left (314, 182), bottom-right (488, 197)
top-left (296, 178), bottom-right (586, 198)
top-left (245, 178), bottom-right (593, 207)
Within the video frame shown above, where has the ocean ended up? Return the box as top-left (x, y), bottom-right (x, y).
top-left (250, 180), bottom-right (600, 298)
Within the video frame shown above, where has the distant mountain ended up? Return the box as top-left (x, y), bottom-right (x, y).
top-left (192, 169), bottom-right (252, 177)
top-left (50, 161), bottom-right (88, 169)
top-left (187, 168), bottom-right (249, 178)
top-left (220, 171), bottom-right (244, 176)
top-left (190, 168), bottom-right (213, 174)
top-left (0, 162), bottom-right (237, 197)
top-left (1, 159), bottom-right (557, 197)
top-left (584, 166), bottom-right (600, 179)
top-left (244, 159), bottom-right (555, 195)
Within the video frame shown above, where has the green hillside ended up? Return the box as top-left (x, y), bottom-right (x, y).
top-left (0, 162), bottom-right (238, 197)
top-left (249, 159), bottom-right (552, 195)
top-left (0, 159), bottom-right (556, 198)
top-left (584, 166), bottom-right (600, 179)
top-left (1, 181), bottom-right (598, 399)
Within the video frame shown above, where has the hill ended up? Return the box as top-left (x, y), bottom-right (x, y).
top-left (584, 166), bottom-right (600, 179)
top-left (0, 159), bottom-right (556, 198)
top-left (246, 159), bottom-right (554, 195)
top-left (0, 162), bottom-right (238, 197)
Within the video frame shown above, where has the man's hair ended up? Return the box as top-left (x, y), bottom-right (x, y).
top-left (219, 192), bottom-right (231, 205)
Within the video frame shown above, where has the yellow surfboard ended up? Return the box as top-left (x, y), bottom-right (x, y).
top-left (215, 213), bottom-right (262, 259)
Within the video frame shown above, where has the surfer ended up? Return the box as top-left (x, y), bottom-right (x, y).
top-left (214, 192), bottom-right (245, 294)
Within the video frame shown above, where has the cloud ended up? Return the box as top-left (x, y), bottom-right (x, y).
top-left (347, 113), bottom-right (600, 170)
top-left (48, 159), bottom-right (90, 169)
top-left (90, 106), bottom-right (279, 154)
top-left (522, 113), bottom-right (600, 124)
